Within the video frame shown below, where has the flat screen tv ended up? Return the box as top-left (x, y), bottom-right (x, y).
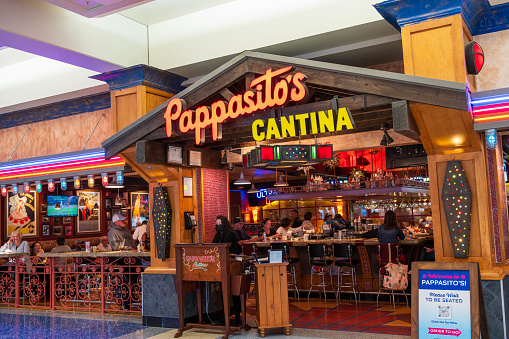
top-left (47, 195), bottom-right (79, 217)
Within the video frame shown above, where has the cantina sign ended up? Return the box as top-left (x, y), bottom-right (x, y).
top-left (164, 66), bottom-right (308, 145)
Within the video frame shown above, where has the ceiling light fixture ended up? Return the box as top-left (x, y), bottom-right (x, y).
top-left (274, 174), bottom-right (288, 187)
top-left (234, 168), bottom-right (251, 185)
top-left (247, 181), bottom-right (259, 193)
top-left (380, 123), bottom-right (394, 146)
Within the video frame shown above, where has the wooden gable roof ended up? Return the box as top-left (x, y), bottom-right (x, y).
top-left (102, 51), bottom-right (468, 159)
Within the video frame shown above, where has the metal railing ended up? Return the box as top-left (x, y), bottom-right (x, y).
top-left (267, 178), bottom-right (429, 195)
top-left (0, 252), bottom-right (150, 313)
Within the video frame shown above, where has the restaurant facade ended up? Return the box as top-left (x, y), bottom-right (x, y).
top-left (1, 0), bottom-right (509, 337)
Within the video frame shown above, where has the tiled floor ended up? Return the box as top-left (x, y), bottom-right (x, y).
top-left (0, 297), bottom-right (411, 338)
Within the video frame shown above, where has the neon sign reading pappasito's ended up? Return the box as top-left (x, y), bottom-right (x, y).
top-left (164, 66), bottom-right (308, 145)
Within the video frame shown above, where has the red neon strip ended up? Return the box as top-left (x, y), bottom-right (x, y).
top-left (472, 103), bottom-right (509, 115)
top-left (0, 161), bottom-right (126, 181)
top-left (0, 156), bottom-right (123, 176)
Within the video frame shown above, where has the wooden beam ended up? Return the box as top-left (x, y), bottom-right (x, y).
top-left (136, 140), bottom-right (166, 165)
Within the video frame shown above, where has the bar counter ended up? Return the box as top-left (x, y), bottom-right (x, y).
top-left (254, 235), bottom-right (432, 293)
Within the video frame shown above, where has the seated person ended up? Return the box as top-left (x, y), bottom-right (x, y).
top-left (232, 217), bottom-right (263, 247)
top-left (72, 240), bottom-right (85, 251)
top-left (332, 214), bottom-right (349, 231)
top-left (258, 218), bottom-right (277, 238)
top-left (300, 212), bottom-right (315, 231)
top-left (276, 217), bottom-right (301, 238)
top-left (31, 241), bottom-right (47, 264)
top-left (97, 236), bottom-right (112, 252)
top-left (51, 236), bottom-right (73, 266)
top-left (0, 230), bottom-right (29, 253)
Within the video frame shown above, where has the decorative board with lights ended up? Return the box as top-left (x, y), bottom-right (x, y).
top-left (152, 186), bottom-right (172, 259)
top-left (441, 161), bottom-right (472, 259)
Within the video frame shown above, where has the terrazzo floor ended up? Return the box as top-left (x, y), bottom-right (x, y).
top-left (0, 297), bottom-right (411, 338)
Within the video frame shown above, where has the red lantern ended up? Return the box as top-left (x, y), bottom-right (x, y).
top-left (102, 173), bottom-right (109, 187)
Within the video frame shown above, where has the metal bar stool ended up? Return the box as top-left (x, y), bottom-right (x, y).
top-left (307, 243), bottom-right (333, 302)
top-left (270, 242), bottom-right (299, 300)
top-left (332, 243), bottom-right (359, 304)
top-left (377, 242), bottom-right (409, 308)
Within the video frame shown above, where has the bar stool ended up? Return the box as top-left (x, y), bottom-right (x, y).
top-left (307, 243), bottom-right (333, 302)
top-left (332, 243), bottom-right (359, 304)
top-left (270, 242), bottom-right (299, 300)
top-left (377, 243), bottom-right (408, 308)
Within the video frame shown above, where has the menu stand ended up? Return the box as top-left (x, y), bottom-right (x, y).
top-left (255, 262), bottom-right (291, 337)
top-left (174, 244), bottom-right (249, 339)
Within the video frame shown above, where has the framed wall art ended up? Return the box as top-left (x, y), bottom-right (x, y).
top-left (183, 177), bottom-right (193, 197)
top-left (130, 192), bottom-right (149, 227)
top-left (6, 191), bottom-right (37, 237)
top-left (77, 190), bottom-right (101, 234)
top-left (52, 225), bottom-right (62, 236)
top-left (42, 224), bottom-right (50, 237)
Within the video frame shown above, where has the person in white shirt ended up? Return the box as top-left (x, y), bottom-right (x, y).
top-left (276, 218), bottom-right (301, 238)
top-left (97, 236), bottom-right (112, 252)
top-left (132, 220), bottom-right (147, 246)
top-left (0, 230), bottom-right (29, 253)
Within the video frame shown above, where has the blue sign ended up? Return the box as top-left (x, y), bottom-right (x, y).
top-left (418, 269), bottom-right (471, 338)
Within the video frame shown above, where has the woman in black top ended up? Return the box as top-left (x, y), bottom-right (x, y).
top-left (258, 218), bottom-right (277, 238)
top-left (212, 215), bottom-right (242, 254)
top-left (377, 210), bottom-right (405, 243)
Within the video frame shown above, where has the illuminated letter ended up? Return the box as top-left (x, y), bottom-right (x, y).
top-left (211, 101), bottom-right (228, 140)
top-left (294, 113), bottom-right (309, 136)
top-left (336, 107), bottom-right (355, 130)
top-left (252, 120), bottom-right (265, 141)
top-left (290, 72), bottom-right (308, 102)
top-left (309, 112), bottom-right (318, 134)
top-left (179, 110), bottom-right (194, 133)
top-left (273, 79), bottom-right (289, 106)
top-left (228, 94), bottom-right (245, 119)
top-left (266, 118), bottom-right (281, 139)
top-left (280, 115), bottom-right (296, 138)
top-left (318, 110), bottom-right (335, 133)
top-left (164, 98), bottom-right (186, 137)
top-left (251, 66), bottom-right (293, 110)
top-left (243, 91), bottom-right (256, 114)
top-left (194, 106), bottom-right (210, 144)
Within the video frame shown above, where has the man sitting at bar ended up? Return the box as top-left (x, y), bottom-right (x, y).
top-left (290, 210), bottom-right (303, 228)
top-left (108, 213), bottom-right (136, 251)
top-left (72, 240), bottom-right (85, 251)
top-left (97, 236), bottom-right (112, 252)
top-left (0, 230), bottom-right (29, 253)
top-left (51, 236), bottom-right (72, 266)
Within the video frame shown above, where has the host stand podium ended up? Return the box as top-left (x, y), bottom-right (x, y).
top-left (174, 244), bottom-right (250, 339)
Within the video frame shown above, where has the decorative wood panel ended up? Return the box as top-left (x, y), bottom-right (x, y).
top-left (402, 15), bottom-right (468, 83)
top-left (0, 109), bottom-right (111, 161)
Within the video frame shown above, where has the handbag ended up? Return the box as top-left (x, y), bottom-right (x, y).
top-left (383, 263), bottom-right (408, 290)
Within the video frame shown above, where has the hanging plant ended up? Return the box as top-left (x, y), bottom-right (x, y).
top-left (324, 153), bottom-right (340, 170)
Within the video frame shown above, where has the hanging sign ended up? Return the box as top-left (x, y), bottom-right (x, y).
top-left (251, 104), bottom-right (355, 141)
top-left (164, 66), bottom-right (309, 145)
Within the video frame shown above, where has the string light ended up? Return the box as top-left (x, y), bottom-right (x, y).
top-left (441, 161), bottom-right (471, 258)
top-left (48, 179), bottom-right (55, 192)
top-left (35, 181), bottom-right (42, 193)
top-left (153, 186), bottom-right (172, 259)
top-left (116, 171), bottom-right (124, 185)
top-left (101, 173), bottom-right (109, 187)
top-left (60, 178), bottom-right (67, 191)
top-left (74, 176), bottom-right (80, 190)
top-left (88, 175), bottom-right (94, 188)
top-left (12, 184), bottom-right (18, 195)
top-left (24, 182), bottom-right (30, 194)
top-left (1, 185), bottom-right (7, 196)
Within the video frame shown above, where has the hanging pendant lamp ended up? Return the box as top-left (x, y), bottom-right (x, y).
top-left (274, 174), bottom-right (288, 187)
top-left (234, 168), bottom-right (251, 185)
top-left (247, 182), bottom-right (259, 193)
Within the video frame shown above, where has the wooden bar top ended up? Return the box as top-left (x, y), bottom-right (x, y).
top-left (254, 236), bottom-right (431, 247)
top-left (40, 250), bottom-right (151, 258)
